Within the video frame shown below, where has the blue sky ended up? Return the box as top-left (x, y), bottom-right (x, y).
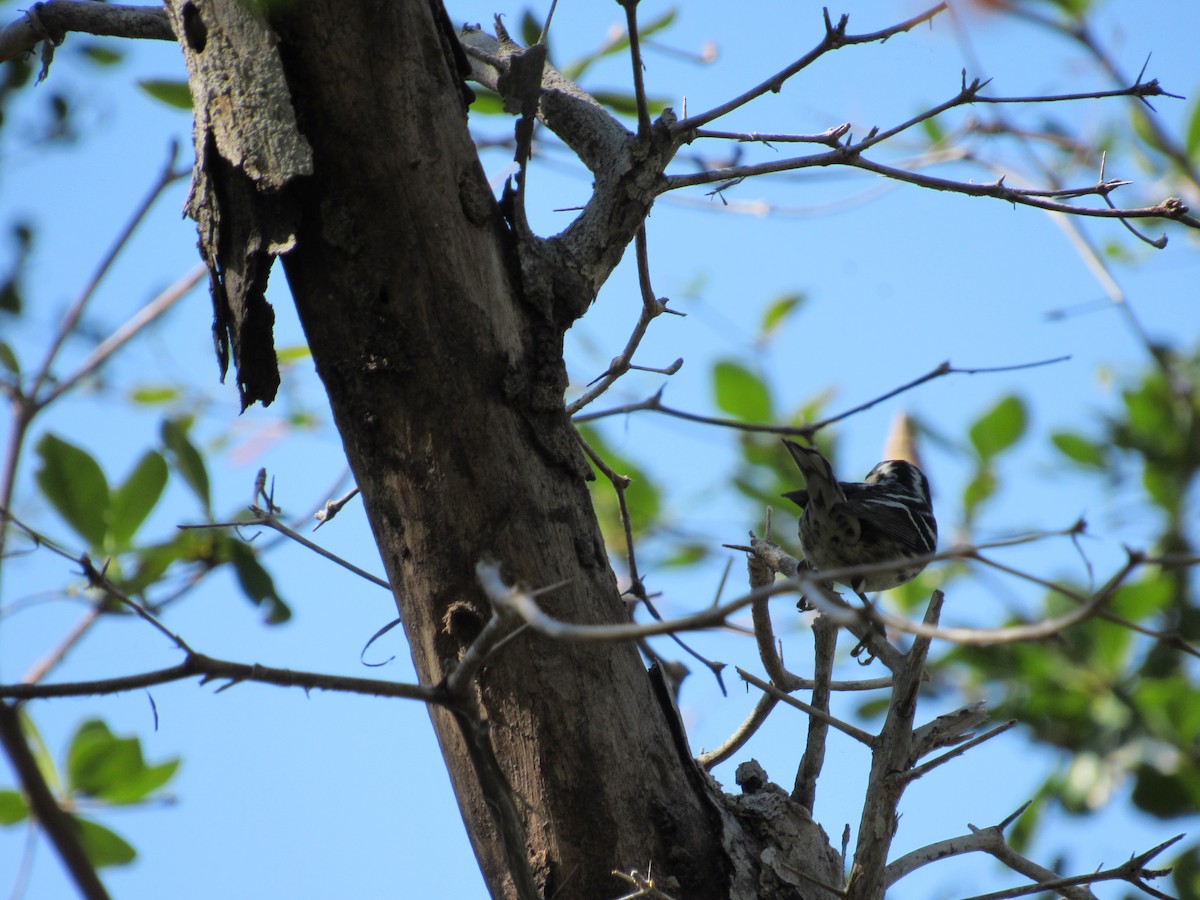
top-left (2, 1), bottom-right (1198, 897)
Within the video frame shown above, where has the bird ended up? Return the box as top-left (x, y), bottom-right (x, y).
top-left (781, 439), bottom-right (937, 655)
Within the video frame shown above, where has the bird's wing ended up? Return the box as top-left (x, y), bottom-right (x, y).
top-left (841, 493), bottom-right (937, 554)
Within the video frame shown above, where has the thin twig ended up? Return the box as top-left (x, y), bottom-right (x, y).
top-left (37, 263), bottom-right (205, 408)
top-left (180, 507), bottom-right (391, 590)
top-left (696, 693), bottom-right (778, 770)
top-left (575, 356), bottom-right (1070, 436)
top-left (737, 668), bottom-right (875, 747)
top-left (672, 3), bottom-right (948, 133)
top-left (0, 653), bottom-right (441, 703)
top-left (618, 0), bottom-right (651, 138)
top-left (566, 228), bottom-right (681, 416)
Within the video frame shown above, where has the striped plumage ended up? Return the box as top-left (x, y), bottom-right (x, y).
top-left (781, 439), bottom-right (937, 596)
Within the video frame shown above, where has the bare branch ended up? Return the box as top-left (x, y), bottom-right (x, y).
top-left (313, 486), bottom-right (361, 530)
top-left (575, 356), bottom-right (1070, 437)
top-left (672, 3), bottom-right (948, 133)
top-left (696, 693), bottom-right (778, 770)
top-left (748, 552), bottom-right (804, 692)
top-left (0, 653), bottom-right (440, 703)
top-left (617, 0), bottom-right (651, 138)
top-left (180, 505), bottom-right (391, 590)
top-left (793, 613), bottom-right (837, 808)
top-left (850, 591), bottom-right (945, 897)
top-left (737, 668), bottom-right (875, 747)
top-left (39, 262), bottom-right (205, 408)
top-left (905, 718), bottom-right (1016, 782)
top-left (566, 228), bottom-right (682, 416)
top-left (692, 124), bottom-right (851, 147)
top-left (0, 1), bottom-right (173, 65)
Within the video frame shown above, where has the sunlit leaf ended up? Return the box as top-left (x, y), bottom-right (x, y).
top-left (76, 817), bottom-right (136, 868)
top-left (0, 790), bottom-right (28, 825)
top-left (1187, 98), bottom-right (1200, 159)
top-left (1050, 431), bottom-right (1107, 468)
top-left (109, 452), bottom-right (168, 550)
top-left (962, 466), bottom-right (997, 519)
top-left (469, 88), bottom-right (506, 116)
top-left (968, 395), bottom-right (1027, 460)
top-left (67, 719), bottom-right (180, 806)
top-left (577, 424), bottom-right (661, 551)
top-left (759, 293), bottom-right (804, 342)
top-left (34, 433), bottom-right (110, 549)
top-left (129, 385), bottom-right (180, 405)
top-left (276, 345), bottom-right (312, 365)
top-left (137, 79), bottom-right (192, 110)
top-left (713, 360), bottom-right (772, 423)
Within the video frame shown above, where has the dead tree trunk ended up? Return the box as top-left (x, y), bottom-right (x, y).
top-left (167, 0), bottom-right (735, 896)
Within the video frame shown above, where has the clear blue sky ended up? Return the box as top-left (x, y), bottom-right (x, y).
top-left (2, 1), bottom-right (1198, 897)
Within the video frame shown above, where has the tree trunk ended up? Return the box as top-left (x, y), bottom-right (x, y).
top-left (169, 0), bottom-right (728, 896)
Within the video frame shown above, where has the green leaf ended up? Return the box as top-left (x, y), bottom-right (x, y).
top-left (0, 341), bottom-right (19, 376)
top-left (0, 790), bottom-right (28, 825)
top-left (78, 43), bottom-right (124, 66)
top-left (713, 360), bottom-right (772, 423)
top-left (968, 395), bottom-right (1027, 460)
top-left (469, 88), bottom-right (506, 116)
top-left (759, 293), bottom-right (804, 342)
top-left (227, 541), bottom-right (291, 624)
top-left (519, 9), bottom-right (543, 50)
top-left (1050, 431), bottom-right (1107, 468)
top-left (75, 817), bottom-right (136, 868)
top-left (576, 424), bottom-right (662, 550)
top-left (276, 345), bottom-right (312, 365)
top-left (920, 115), bottom-right (945, 145)
top-left (1187, 98), bottom-right (1200, 160)
top-left (161, 418), bottom-right (211, 515)
top-left (563, 9), bottom-right (677, 81)
top-left (1132, 762), bottom-right (1200, 819)
top-left (137, 79), bottom-right (192, 110)
top-left (109, 451), bottom-right (168, 550)
top-left (34, 433), bottom-right (110, 549)
top-left (129, 385), bottom-right (180, 405)
top-left (962, 467), bottom-right (997, 520)
top-left (591, 91), bottom-right (671, 118)
top-left (67, 719), bottom-right (180, 805)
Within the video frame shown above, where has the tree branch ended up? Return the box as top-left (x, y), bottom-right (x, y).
top-left (0, 652), bottom-right (441, 703)
top-left (672, 4), bottom-right (948, 134)
top-left (0, 702), bottom-right (110, 899)
top-left (0, 1), bottom-right (173, 64)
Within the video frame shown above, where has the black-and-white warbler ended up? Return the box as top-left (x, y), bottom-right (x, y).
top-left (781, 438), bottom-right (937, 607)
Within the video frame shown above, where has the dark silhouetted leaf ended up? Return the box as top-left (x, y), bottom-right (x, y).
top-left (161, 418), bottom-right (210, 515)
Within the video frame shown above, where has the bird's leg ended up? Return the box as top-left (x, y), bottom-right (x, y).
top-left (848, 590), bottom-right (886, 665)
